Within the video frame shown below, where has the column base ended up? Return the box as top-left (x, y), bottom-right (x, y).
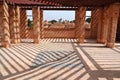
top-left (97, 39), bottom-right (106, 44)
top-left (2, 43), bottom-right (11, 48)
top-left (106, 42), bottom-right (114, 48)
top-left (78, 39), bottom-right (84, 43)
top-left (34, 39), bottom-right (40, 44)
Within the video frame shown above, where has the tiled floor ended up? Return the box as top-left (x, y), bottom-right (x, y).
top-left (0, 39), bottom-right (120, 80)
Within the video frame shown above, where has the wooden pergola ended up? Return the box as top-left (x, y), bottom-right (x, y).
top-left (0, 0), bottom-right (120, 48)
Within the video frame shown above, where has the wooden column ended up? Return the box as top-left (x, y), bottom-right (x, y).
top-left (0, 1), bottom-right (10, 48)
top-left (15, 6), bottom-right (21, 43)
top-left (9, 6), bottom-right (17, 44)
top-left (32, 7), bottom-right (40, 44)
top-left (40, 9), bottom-right (43, 39)
top-left (9, 6), bottom-right (20, 44)
top-left (106, 3), bottom-right (120, 48)
top-left (75, 7), bottom-right (86, 43)
top-left (96, 8), bottom-right (104, 43)
top-left (100, 7), bottom-right (109, 43)
top-left (20, 9), bottom-right (28, 39)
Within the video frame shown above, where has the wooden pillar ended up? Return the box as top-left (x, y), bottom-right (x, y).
top-left (9, 6), bottom-right (17, 44)
top-left (40, 9), bottom-right (43, 39)
top-left (15, 6), bottom-right (21, 43)
top-left (100, 7), bottom-right (109, 43)
top-left (32, 7), bottom-right (40, 44)
top-left (106, 3), bottom-right (120, 48)
top-left (75, 7), bottom-right (86, 43)
top-left (20, 9), bottom-right (28, 39)
top-left (9, 6), bottom-right (20, 44)
top-left (96, 8), bottom-right (104, 43)
top-left (0, 1), bottom-right (10, 48)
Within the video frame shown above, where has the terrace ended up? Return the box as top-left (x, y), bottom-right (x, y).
top-left (0, 39), bottom-right (120, 80)
top-left (0, 0), bottom-right (120, 80)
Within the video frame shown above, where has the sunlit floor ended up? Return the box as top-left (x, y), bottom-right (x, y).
top-left (0, 39), bottom-right (120, 80)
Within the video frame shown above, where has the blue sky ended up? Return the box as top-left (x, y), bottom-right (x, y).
top-left (27, 10), bottom-right (91, 21)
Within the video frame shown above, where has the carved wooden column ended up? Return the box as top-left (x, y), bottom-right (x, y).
top-left (20, 9), bottom-right (28, 39)
top-left (75, 7), bottom-right (86, 43)
top-left (40, 9), bottom-right (43, 39)
top-left (9, 6), bottom-right (20, 44)
top-left (0, 1), bottom-right (11, 47)
top-left (15, 6), bottom-right (21, 43)
top-left (106, 3), bottom-right (120, 48)
top-left (9, 6), bottom-right (17, 44)
top-left (32, 7), bottom-right (40, 44)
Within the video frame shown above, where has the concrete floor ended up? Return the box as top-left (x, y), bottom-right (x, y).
top-left (0, 39), bottom-right (120, 80)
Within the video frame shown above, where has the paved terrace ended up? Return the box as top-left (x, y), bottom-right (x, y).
top-left (0, 39), bottom-right (120, 80)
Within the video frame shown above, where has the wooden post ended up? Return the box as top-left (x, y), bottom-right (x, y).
top-left (9, 6), bottom-right (17, 44)
top-left (0, 1), bottom-right (11, 48)
top-left (15, 6), bottom-right (21, 43)
top-left (9, 6), bottom-right (20, 44)
top-left (96, 8), bottom-right (104, 43)
top-left (75, 7), bottom-right (86, 43)
top-left (20, 9), bottom-right (28, 39)
top-left (100, 7), bottom-right (109, 43)
top-left (32, 6), bottom-right (40, 44)
top-left (106, 3), bottom-right (120, 48)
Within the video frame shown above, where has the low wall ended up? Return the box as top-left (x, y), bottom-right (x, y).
top-left (20, 27), bottom-right (92, 39)
top-left (43, 28), bottom-right (76, 38)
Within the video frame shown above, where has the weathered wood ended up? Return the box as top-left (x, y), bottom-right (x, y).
top-left (75, 7), bottom-right (86, 43)
top-left (32, 6), bottom-right (40, 44)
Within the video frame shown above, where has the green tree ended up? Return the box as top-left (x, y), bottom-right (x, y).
top-left (86, 18), bottom-right (91, 23)
top-left (70, 20), bottom-right (75, 23)
top-left (49, 20), bottom-right (57, 24)
top-left (58, 18), bottom-right (62, 23)
top-left (28, 19), bottom-right (33, 28)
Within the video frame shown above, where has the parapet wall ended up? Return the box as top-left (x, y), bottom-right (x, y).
top-left (20, 27), bottom-right (92, 39)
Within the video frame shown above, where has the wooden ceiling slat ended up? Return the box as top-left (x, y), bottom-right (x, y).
top-left (2, 0), bottom-right (120, 10)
